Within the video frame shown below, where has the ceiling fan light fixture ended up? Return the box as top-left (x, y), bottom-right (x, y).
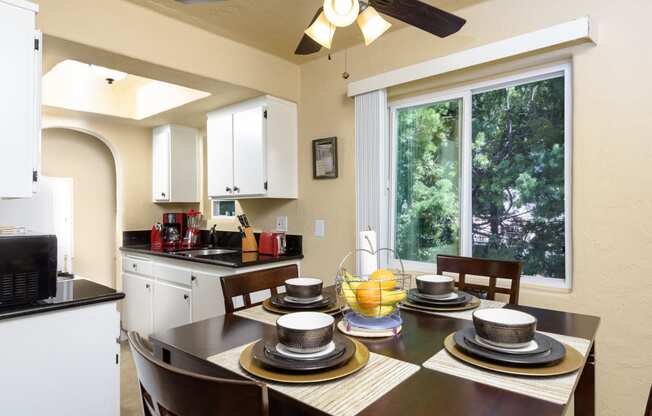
top-left (323, 0), bottom-right (359, 27)
top-left (304, 11), bottom-right (336, 49)
top-left (357, 6), bottom-right (392, 46)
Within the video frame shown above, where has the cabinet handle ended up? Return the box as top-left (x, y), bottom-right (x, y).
top-left (183, 294), bottom-right (189, 300)
top-left (226, 186), bottom-right (232, 193)
top-left (233, 186), bottom-right (240, 193)
top-left (132, 264), bottom-right (137, 269)
top-left (191, 275), bottom-right (196, 282)
top-left (161, 192), bottom-right (166, 197)
top-left (145, 284), bottom-right (151, 289)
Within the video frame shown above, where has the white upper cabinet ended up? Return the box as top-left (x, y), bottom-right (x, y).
top-left (0, 0), bottom-right (41, 199)
top-left (152, 124), bottom-right (200, 203)
top-left (207, 95), bottom-right (298, 200)
top-left (206, 112), bottom-right (234, 198)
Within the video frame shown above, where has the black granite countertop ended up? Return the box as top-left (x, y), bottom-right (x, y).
top-left (120, 245), bottom-right (304, 268)
top-left (0, 278), bottom-right (124, 321)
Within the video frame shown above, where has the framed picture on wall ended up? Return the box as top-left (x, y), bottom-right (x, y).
top-left (312, 137), bottom-right (338, 179)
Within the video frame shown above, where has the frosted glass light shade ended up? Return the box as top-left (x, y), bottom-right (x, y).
top-left (357, 6), bottom-right (392, 46)
top-left (323, 0), bottom-right (360, 27)
top-left (305, 11), bottom-right (336, 49)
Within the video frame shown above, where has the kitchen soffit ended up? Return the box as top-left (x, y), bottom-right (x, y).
top-left (123, 0), bottom-right (484, 64)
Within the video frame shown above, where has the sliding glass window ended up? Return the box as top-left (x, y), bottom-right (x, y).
top-left (389, 64), bottom-right (571, 287)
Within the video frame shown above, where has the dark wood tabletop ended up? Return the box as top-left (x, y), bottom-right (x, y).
top-left (150, 288), bottom-right (600, 416)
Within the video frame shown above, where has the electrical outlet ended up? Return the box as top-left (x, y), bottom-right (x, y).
top-left (276, 216), bottom-right (288, 232)
top-left (314, 220), bottom-right (325, 237)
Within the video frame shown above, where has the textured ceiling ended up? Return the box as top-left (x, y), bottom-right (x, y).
top-left (124, 0), bottom-right (481, 64)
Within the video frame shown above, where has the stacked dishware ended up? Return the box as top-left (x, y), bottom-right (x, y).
top-left (240, 312), bottom-right (370, 383)
top-left (336, 248), bottom-right (410, 337)
top-left (264, 277), bottom-right (341, 315)
top-left (444, 308), bottom-right (583, 376)
top-left (401, 274), bottom-right (479, 312)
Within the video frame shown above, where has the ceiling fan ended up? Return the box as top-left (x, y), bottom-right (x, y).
top-left (174, 0), bottom-right (466, 56)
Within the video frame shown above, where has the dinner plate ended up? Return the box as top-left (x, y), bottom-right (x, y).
top-left (453, 328), bottom-right (565, 366)
top-left (465, 332), bottom-right (552, 355)
top-left (269, 293), bottom-right (333, 310)
top-left (250, 334), bottom-right (356, 372)
top-left (401, 297), bottom-right (480, 312)
top-left (284, 294), bottom-right (324, 304)
top-left (443, 334), bottom-right (583, 377)
top-left (416, 291), bottom-right (459, 300)
top-left (274, 341), bottom-right (336, 360)
top-left (407, 289), bottom-right (471, 306)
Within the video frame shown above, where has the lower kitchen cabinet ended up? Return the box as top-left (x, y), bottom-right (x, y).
top-left (121, 253), bottom-right (301, 338)
top-left (153, 280), bottom-right (191, 334)
top-left (122, 272), bottom-right (153, 336)
top-left (191, 270), bottom-right (225, 321)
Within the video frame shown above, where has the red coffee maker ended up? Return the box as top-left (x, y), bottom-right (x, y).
top-left (162, 213), bottom-right (187, 248)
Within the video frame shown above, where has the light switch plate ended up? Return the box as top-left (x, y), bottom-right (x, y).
top-left (276, 216), bottom-right (288, 232)
top-left (314, 220), bottom-right (325, 237)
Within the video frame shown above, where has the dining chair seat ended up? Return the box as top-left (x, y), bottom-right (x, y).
top-left (220, 264), bottom-right (298, 313)
top-left (128, 331), bottom-right (268, 416)
top-left (436, 254), bottom-right (523, 305)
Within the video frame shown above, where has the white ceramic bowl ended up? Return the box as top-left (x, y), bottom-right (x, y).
top-left (285, 277), bottom-right (323, 299)
top-left (276, 312), bottom-right (334, 353)
top-left (416, 274), bottom-right (454, 296)
top-left (472, 308), bottom-right (537, 348)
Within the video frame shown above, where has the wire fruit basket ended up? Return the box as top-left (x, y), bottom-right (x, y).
top-left (335, 248), bottom-right (410, 334)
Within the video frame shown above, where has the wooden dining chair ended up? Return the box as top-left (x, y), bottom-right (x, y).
top-left (128, 331), bottom-right (269, 416)
top-left (436, 254), bottom-right (523, 305)
top-left (220, 264), bottom-right (298, 313)
top-left (645, 384), bottom-right (652, 416)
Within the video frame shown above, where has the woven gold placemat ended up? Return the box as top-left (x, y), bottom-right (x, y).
top-left (208, 342), bottom-right (420, 416)
top-left (400, 298), bottom-right (506, 320)
top-left (422, 331), bottom-right (592, 405)
top-left (234, 305), bottom-right (280, 325)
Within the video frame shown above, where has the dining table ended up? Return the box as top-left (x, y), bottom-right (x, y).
top-left (149, 286), bottom-right (600, 416)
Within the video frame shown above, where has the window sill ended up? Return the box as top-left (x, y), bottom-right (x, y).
top-left (520, 277), bottom-right (572, 294)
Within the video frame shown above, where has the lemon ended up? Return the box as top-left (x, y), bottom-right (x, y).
top-left (369, 269), bottom-right (397, 290)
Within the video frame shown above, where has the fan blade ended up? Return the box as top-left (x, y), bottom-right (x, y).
top-left (294, 8), bottom-right (323, 55)
top-left (369, 0), bottom-right (466, 37)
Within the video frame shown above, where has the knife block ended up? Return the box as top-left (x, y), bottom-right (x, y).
top-left (241, 227), bottom-right (258, 253)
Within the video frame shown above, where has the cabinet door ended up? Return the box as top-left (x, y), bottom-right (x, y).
top-left (0, 4), bottom-right (37, 198)
top-left (153, 280), bottom-right (191, 334)
top-left (233, 106), bottom-right (267, 196)
top-left (207, 113), bottom-right (234, 198)
top-left (152, 127), bottom-right (171, 202)
top-left (122, 273), bottom-right (153, 337)
top-left (191, 270), bottom-right (225, 322)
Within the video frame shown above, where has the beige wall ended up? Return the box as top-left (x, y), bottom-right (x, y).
top-left (236, 1), bottom-right (652, 415)
top-left (42, 128), bottom-right (116, 287)
top-left (42, 111), bottom-right (199, 288)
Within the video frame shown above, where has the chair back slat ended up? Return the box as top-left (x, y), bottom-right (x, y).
top-left (220, 264), bottom-right (298, 313)
top-left (436, 255), bottom-right (522, 305)
top-left (128, 331), bottom-right (268, 416)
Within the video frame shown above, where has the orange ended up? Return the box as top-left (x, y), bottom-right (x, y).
top-left (369, 269), bottom-right (397, 290)
top-left (355, 281), bottom-right (382, 309)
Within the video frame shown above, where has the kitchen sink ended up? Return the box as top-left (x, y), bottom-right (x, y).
top-left (175, 248), bottom-right (238, 257)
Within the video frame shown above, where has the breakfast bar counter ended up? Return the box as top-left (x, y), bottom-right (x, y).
top-left (149, 287), bottom-right (600, 416)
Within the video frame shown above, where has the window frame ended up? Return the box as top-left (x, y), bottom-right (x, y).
top-left (386, 62), bottom-right (573, 290)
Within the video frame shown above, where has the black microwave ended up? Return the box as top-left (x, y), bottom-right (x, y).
top-left (0, 231), bottom-right (57, 308)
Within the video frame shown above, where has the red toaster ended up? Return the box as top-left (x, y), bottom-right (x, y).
top-left (259, 232), bottom-right (286, 256)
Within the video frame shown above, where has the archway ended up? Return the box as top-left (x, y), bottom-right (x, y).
top-left (41, 126), bottom-right (122, 289)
